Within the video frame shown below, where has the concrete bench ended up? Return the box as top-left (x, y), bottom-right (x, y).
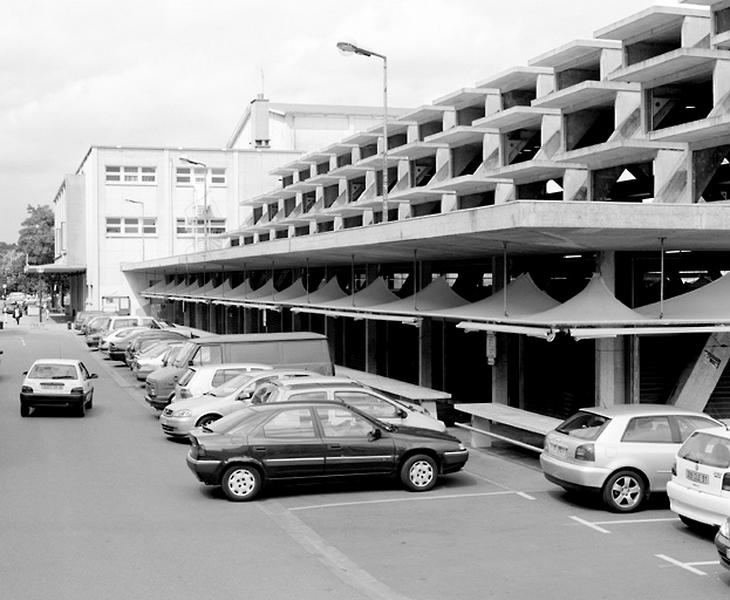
top-left (455, 403), bottom-right (563, 453)
top-left (335, 366), bottom-right (451, 416)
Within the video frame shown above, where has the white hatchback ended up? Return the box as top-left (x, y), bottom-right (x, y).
top-left (20, 359), bottom-right (98, 417)
top-left (668, 426), bottom-right (730, 528)
top-left (173, 363), bottom-right (273, 402)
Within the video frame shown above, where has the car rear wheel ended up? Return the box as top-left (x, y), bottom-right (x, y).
top-left (196, 414), bottom-right (220, 428)
top-left (401, 454), bottom-right (438, 492)
top-left (678, 514), bottom-right (713, 532)
top-left (602, 470), bottom-right (646, 512)
top-left (85, 392), bottom-right (93, 409)
top-left (20, 404), bottom-right (30, 417)
top-left (77, 402), bottom-right (86, 418)
top-left (221, 465), bottom-right (261, 502)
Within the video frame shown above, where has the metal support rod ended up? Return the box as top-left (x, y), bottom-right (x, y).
top-left (503, 242), bottom-right (508, 317)
top-left (659, 237), bottom-right (665, 320)
top-left (382, 55), bottom-right (389, 223)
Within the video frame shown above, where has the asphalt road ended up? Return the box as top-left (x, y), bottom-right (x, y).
top-left (1, 319), bottom-right (730, 600)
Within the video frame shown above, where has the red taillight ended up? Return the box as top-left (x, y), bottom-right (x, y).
top-left (180, 388), bottom-right (192, 399)
top-left (70, 387), bottom-right (84, 394)
top-left (671, 462), bottom-right (676, 476)
top-left (21, 386), bottom-right (32, 393)
top-left (575, 443), bottom-right (595, 462)
top-left (722, 474), bottom-right (730, 492)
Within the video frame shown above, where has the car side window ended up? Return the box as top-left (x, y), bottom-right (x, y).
top-left (79, 363), bottom-right (91, 379)
top-left (621, 416), bottom-right (673, 443)
top-left (334, 391), bottom-right (399, 419)
top-left (211, 368), bottom-right (244, 387)
top-left (260, 408), bottom-right (316, 439)
top-left (315, 407), bottom-right (374, 438)
top-left (674, 416), bottom-right (719, 443)
top-left (192, 345), bottom-right (223, 366)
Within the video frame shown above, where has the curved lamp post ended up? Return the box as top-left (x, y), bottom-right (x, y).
top-left (336, 41), bottom-right (389, 223)
top-left (124, 198), bottom-right (145, 261)
top-left (179, 157), bottom-right (209, 250)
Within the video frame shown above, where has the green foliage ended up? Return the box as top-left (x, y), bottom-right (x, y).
top-left (17, 204), bottom-right (54, 265)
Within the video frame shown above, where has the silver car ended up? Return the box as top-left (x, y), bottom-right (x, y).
top-left (540, 404), bottom-right (721, 512)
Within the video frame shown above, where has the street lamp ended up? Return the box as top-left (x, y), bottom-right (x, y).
top-left (336, 41), bottom-right (389, 223)
top-left (125, 198), bottom-right (145, 261)
top-left (179, 156), bottom-right (209, 250)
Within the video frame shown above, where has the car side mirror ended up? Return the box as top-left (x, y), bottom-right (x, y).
top-left (368, 428), bottom-right (382, 441)
top-left (89, 373), bottom-right (98, 379)
top-left (397, 409), bottom-right (407, 419)
top-left (237, 391), bottom-right (252, 401)
top-left (22, 370), bottom-right (27, 375)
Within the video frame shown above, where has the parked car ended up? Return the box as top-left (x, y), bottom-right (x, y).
top-left (173, 363), bottom-right (273, 403)
top-left (667, 425), bottom-right (730, 528)
top-left (186, 400), bottom-right (469, 501)
top-left (160, 369), bottom-right (318, 436)
top-left (20, 359), bottom-right (97, 417)
top-left (123, 329), bottom-right (190, 365)
top-left (254, 377), bottom-right (447, 432)
top-left (72, 310), bottom-right (107, 331)
top-left (131, 341), bottom-right (186, 381)
top-left (715, 518), bottom-right (730, 570)
top-left (85, 315), bottom-right (162, 348)
top-left (99, 326), bottom-right (149, 353)
top-left (540, 405), bottom-right (722, 512)
top-left (146, 332), bottom-right (333, 411)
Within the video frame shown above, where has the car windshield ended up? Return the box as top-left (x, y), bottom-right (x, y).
top-left (678, 431), bottom-right (730, 468)
top-left (28, 364), bottom-right (78, 380)
top-left (204, 407), bottom-right (259, 433)
top-left (209, 373), bottom-right (256, 397)
top-left (555, 411), bottom-right (609, 440)
top-left (173, 341), bottom-right (196, 368)
top-left (140, 342), bottom-right (169, 359)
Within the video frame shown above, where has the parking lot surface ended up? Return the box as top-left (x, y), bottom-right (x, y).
top-left (1, 320), bottom-right (729, 599)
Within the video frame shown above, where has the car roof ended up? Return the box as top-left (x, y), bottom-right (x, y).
top-left (189, 363), bottom-right (273, 373)
top-left (579, 404), bottom-right (717, 418)
top-left (31, 358), bottom-right (81, 366)
top-left (272, 377), bottom-right (366, 389)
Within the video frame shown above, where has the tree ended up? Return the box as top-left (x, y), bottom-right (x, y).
top-left (17, 204), bottom-right (54, 265)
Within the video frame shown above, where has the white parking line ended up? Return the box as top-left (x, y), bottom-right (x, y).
top-left (570, 515), bottom-right (678, 534)
top-left (655, 554), bottom-right (717, 576)
top-left (464, 469), bottom-right (535, 500)
top-left (290, 490), bottom-right (519, 511)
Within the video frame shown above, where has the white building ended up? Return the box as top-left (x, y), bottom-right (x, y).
top-left (44, 97), bottom-right (408, 316)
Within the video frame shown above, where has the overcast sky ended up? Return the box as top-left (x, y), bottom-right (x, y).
top-left (0, 0), bottom-right (692, 244)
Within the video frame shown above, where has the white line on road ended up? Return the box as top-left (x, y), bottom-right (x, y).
top-left (570, 516), bottom-right (611, 534)
top-left (592, 517), bottom-right (677, 525)
top-left (655, 554), bottom-right (713, 576)
top-left (15, 336), bottom-right (25, 347)
top-left (290, 490), bottom-right (517, 511)
top-left (464, 469), bottom-right (534, 499)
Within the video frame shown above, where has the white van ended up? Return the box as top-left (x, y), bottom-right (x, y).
top-left (85, 316), bottom-right (162, 348)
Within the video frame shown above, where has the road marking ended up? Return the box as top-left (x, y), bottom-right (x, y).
top-left (570, 516), bottom-right (611, 534)
top-left (592, 517), bottom-right (677, 525)
top-left (290, 490), bottom-right (517, 511)
top-left (259, 500), bottom-right (414, 600)
top-left (655, 554), bottom-right (715, 576)
top-left (15, 336), bottom-right (25, 347)
top-left (464, 469), bottom-right (535, 499)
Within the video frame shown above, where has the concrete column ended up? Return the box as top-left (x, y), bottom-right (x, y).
top-left (441, 193), bottom-right (458, 212)
top-left (682, 15), bottom-right (711, 48)
top-left (537, 114), bottom-right (562, 159)
top-left (418, 318), bottom-right (433, 388)
top-left (711, 60), bottom-right (730, 115)
top-left (594, 252), bottom-right (626, 406)
top-left (563, 168), bottom-right (589, 202)
top-left (442, 108), bottom-right (456, 131)
top-left (483, 132), bottom-right (501, 171)
top-left (669, 332), bottom-right (730, 411)
top-left (365, 321), bottom-right (377, 373)
top-left (654, 149), bottom-right (692, 204)
top-left (600, 48), bottom-right (623, 78)
top-left (494, 182), bottom-right (516, 204)
top-left (536, 73), bottom-right (556, 98)
top-left (491, 255), bottom-right (509, 406)
top-left (485, 91), bottom-right (502, 116)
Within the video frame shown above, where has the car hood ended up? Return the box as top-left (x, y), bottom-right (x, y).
top-left (147, 366), bottom-right (183, 383)
top-left (387, 423), bottom-right (459, 443)
top-left (169, 393), bottom-right (233, 411)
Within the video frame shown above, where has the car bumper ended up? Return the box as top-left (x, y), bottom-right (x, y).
top-left (20, 392), bottom-right (85, 408)
top-left (715, 531), bottom-right (730, 570)
top-left (186, 453), bottom-right (221, 484)
top-left (441, 449), bottom-right (469, 473)
top-left (540, 452), bottom-right (609, 491)
top-left (667, 480), bottom-right (730, 527)
top-left (159, 414), bottom-right (195, 437)
top-left (145, 394), bottom-right (171, 410)
top-left (108, 350), bottom-right (126, 361)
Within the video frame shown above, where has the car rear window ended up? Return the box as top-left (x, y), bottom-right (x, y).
top-left (556, 411), bottom-right (609, 441)
top-left (28, 364), bottom-right (78, 379)
top-left (678, 432), bottom-right (730, 468)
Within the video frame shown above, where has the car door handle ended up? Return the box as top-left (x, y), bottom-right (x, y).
top-left (328, 444), bottom-right (341, 450)
top-left (253, 446), bottom-right (267, 452)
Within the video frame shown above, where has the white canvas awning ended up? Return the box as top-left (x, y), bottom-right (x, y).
top-left (277, 277), bottom-right (349, 308)
top-left (291, 277), bottom-right (399, 316)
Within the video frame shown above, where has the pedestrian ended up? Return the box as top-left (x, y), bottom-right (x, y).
top-left (13, 304), bottom-right (21, 325)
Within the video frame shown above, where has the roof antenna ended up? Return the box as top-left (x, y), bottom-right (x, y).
top-left (260, 68), bottom-right (265, 99)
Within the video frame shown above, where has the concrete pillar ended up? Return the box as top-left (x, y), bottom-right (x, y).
top-left (537, 114), bottom-right (562, 159)
top-left (494, 182), bottom-right (516, 204)
top-left (600, 48), bottom-right (623, 78)
top-left (655, 149), bottom-right (692, 204)
top-left (365, 321), bottom-right (377, 373)
top-left (669, 332), bottom-right (730, 411)
top-left (483, 132), bottom-right (501, 171)
top-left (594, 252), bottom-right (626, 406)
top-left (491, 255), bottom-right (509, 406)
top-left (536, 73), bottom-right (556, 98)
top-left (610, 90), bottom-right (642, 140)
top-left (682, 15), bottom-right (711, 48)
top-left (418, 318), bottom-right (433, 388)
top-left (711, 60), bottom-right (730, 116)
top-left (563, 168), bottom-right (589, 202)
top-left (208, 301), bottom-right (215, 333)
top-left (485, 91), bottom-right (502, 116)
top-left (442, 108), bottom-right (457, 131)
top-left (441, 193), bottom-right (458, 212)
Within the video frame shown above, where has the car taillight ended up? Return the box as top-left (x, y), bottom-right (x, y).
top-left (21, 386), bottom-right (32, 393)
top-left (70, 387), bottom-right (84, 394)
top-left (575, 443), bottom-right (595, 462)
top-left (180, 389), bottom-right (192, 399)
top-left (723, 474), bottom-right (730, 492)
top-left (671, 462), bottom-right (676, 476)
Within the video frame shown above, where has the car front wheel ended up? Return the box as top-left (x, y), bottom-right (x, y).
top-left (20, 404), bottom-right (30, 417)
top-left (196, 414), bottom-right (220, 428)
top-left (221, 465), bottom-right (261, 502)
top-left (602, 470), bottom-right (646, 512)
top-left (401, 454), bottom-right (438, 492)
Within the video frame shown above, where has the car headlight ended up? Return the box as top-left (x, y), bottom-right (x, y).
top-left (172, 409), bottom-right (192, 417)
top-left (720, 519), bottom-right (730, 538)
top-left (21, 386), bottom-right (32, 393)
top-left (458, 443), bottom-right (466, 451)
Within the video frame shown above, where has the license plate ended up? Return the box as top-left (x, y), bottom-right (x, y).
top-left (686, 469), bottom-right (708, 485)
top-left (40, 383), bottom-right (63, 389)
top-left (550, 443), bottom-right (568, 458)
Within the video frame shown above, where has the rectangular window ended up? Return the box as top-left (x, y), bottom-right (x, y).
top-left (175, 217), bottom-right (226, 236)
top-left (105, 165), bottom-right (156, 184)
top-left (105, 217), bottom-right (157, 236)
top-left (175, 167), bottom-right (226, 186)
